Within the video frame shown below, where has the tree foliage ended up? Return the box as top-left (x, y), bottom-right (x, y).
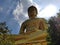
top-left (47, 16), bottom-right (60, 45)
top-left (0, 22), bottom-right (15, 45)
top-left (57, 10), bottom-right (60, 17)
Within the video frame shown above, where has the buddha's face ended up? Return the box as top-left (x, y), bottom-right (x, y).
top-left (28, 8), bottom-right (37, 19)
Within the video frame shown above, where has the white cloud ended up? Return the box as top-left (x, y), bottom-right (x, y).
top-left (13, 3), bottom-right (23, 22)
top-left (13, 3), bottom-right (23, 15)
top-left (0, 7), bottom-right (3, 12)
top-left (37, 4), bottom-right (58, 19)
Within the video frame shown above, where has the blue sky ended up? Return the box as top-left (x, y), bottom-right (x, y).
top-left (0, 0), bottom-right (60, 34)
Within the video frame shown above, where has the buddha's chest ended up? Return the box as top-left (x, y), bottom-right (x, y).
top-left (26, 20), bottom-right (40, 28)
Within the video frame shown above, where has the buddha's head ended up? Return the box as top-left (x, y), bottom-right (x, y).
top-left (28, 6), bottom-right (38, 19)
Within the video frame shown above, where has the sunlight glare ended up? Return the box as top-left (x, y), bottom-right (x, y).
top-left (37, 4), bottom-right (58, 18)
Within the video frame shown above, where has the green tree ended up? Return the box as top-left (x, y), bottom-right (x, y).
top-left (0, 22), bottom-right (14, 45)
top-left (0, 22), bottom-right (10, 34)
top-left (47, 16), bottom-right (60, 45)
top-left (47, 18), bottom-right (57, 45)
top-left (57, 10), bottom-right (60, 17)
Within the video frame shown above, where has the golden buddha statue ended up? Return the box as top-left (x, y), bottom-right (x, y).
top-left (19, 6), bottom-right (48, 34)
top-left (15, 6), bottom-right (48, 45)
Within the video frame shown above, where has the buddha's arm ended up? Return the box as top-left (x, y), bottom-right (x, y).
top-left (39, 19), bottom-right (48, 30)
top-left (43, 20), bottom-right (48, 30)
top-left (19, 23), bottom-right (26, 34)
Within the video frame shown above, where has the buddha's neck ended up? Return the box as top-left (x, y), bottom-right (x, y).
top-left (29, 17), bottom-right (37, 19)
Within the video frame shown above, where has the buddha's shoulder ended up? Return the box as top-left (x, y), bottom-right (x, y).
top-left (23, 18), bottom-right (46, 23)
top-left (22, 19), bottom-right (30, 24)
top-left (36, 18), bottom-right (46, 21)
